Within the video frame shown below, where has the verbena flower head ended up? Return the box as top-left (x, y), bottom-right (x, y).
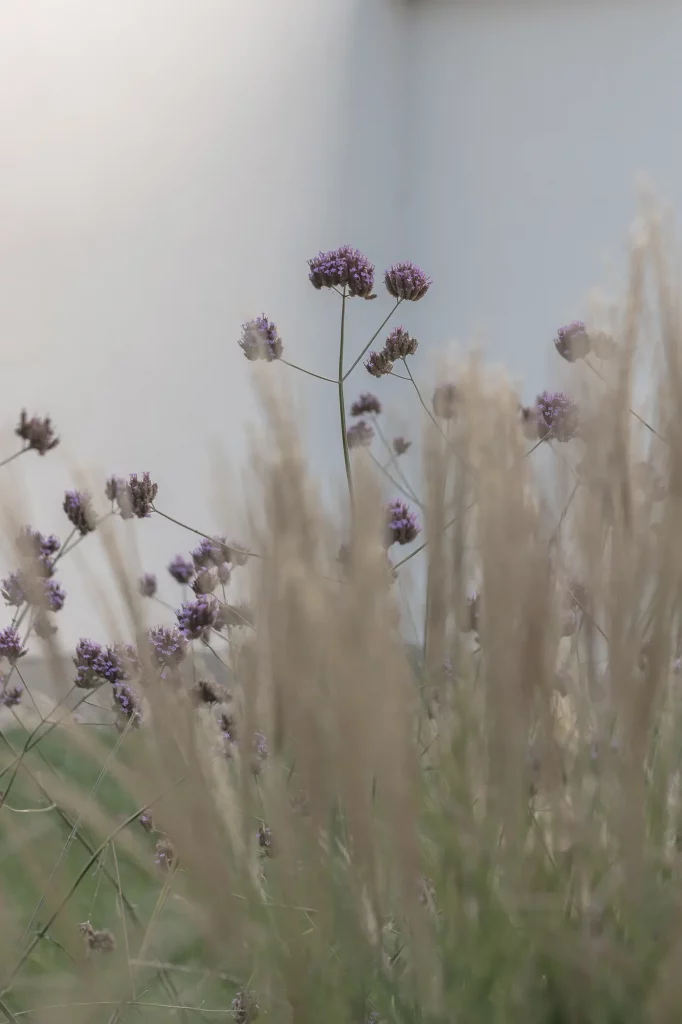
top-left (239, 315), bottom-right (283, 362)
top-left (148, 625), bottom-right (188, 668)
top-left (351, 393), bottom-right (382, 417)
top-left (74, 639), bottom-right (125, 687)
top-left (216, 561), bottom-right (232, 585)
top-left (2, 572), bottom-right (25, 607)
top-left (386, 499), bottom-right (420, 546)
top-left (177, 595), bottom-right (219, 641)
top-left (192, 678), bottom-right (226, 706)
top-left (105, 476), bottom-right (124, 503)
top-left (364, 350), bottom-right (393, 378)
top-left (536, 390), bottom-right (580, 442)
top-left (138, 809), bottom-right (154, 832)
top-left (125, 473), bottom-right (158, 518)
top-left (168, 555), bottom-right (195, 584)
top-left (113, 680), bottom-right (142, 728)
top-left (347, 420), bottom-right (374, 449)
top-left (554, 320), bottom-right (590, 363)
top-left (138, 573), bottom-right (157, 598)
top-left (308, 245), bottom-right (376, 299)
top-left (393, 436), bottom-right (411, 456)
top-left (0, 626), bottom-right (27, 663)
top-left (191, 535), bottom-right (230, 569)
top-left (16, 410), bottom-right (59, 455)
top-left (384, 261), bottom-right (431, 302)
top-left (383, 326), bottom-right (418, 361)
top-left (0, 679), bottom-right (22, 707)
top-left (44, 579), bottom-right (66, 612)
top-left (63, 490), bottom-right (96, 535)
top-left (432, 383), bottom-right (460, 420)
top-left (257, 823), bottom-right (273, 855)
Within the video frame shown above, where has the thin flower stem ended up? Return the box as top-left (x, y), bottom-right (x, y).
top-left (342, 300), bottom-right (402, 381)
top-left (280, 359), bottom-right (337, 385)
top-left (2, 780), bottom-right (186, 994)
top-left (0, 447), bottom-right (28, 470)
top-left (338, 287), bottom-right (353, 501)
top-left (402, 358), bottom-right (448, 440)
top-left (152, 509), bottom-right (259, 560)
top-left (584, 356), bottom-right (667, 443)
top-left (389, 370), bottom-right (410, 380)
top-left (371, 415), bottom-right (422, 505)
top-left (368, 451), bottom-right (424, 509)
top-left (549, 479), bottom-right (580, 545)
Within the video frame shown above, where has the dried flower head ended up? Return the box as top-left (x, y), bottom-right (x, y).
top-left (536, 390), bottom-right (580, 442)
top-left (177, 595), bottom-right (220, 641)
top-left (393, 436), bottom-right (411, 456)
top-left (350, 393), bottom-right (382, 417)
top-left (432, 383), bottom-right (459, 420)
top-left (125, 472), bottom-right (158, 518)
top-left (192, 679), bottom-right (227, 706)
top-left (138, 573), bottom-right (157, 598)
top-left (386, 499), bottom-right (420, 546)
top-left (79, 922), bottom-right (116, 953)
top-left (239, 315), bottom-right (283, 362)
top-left (347, 420), bottom-right (374, 449)
top-left (148, 626), bottom-right (188, 669)
top-left (383, 326), bottom-right (418, 360)
top-left (0, 681), bottom-right (22, 707)
top-left (231, 990), bottom-right (259, 1024)
top-left (113, 680), bottom-right (142, 727)
top-left (105, 476), bottom-right (124, 503)
top-left (168, 555), bottom-right (195, 585)
top-left (191, 567), bottom-right (217, 595)
top-left (257, 823), bottom-right (273, 855)
top-left (308, 245), bottom-right (376, 299)
top-left (554, 321), bottom-right (590, 362)
top-left (384, 261), bottom-right (431, 302)
top-left (0, 627), bottom-right (27, 664)
top-left (63, 490), bottom-right (96, 535)
top-left (1, 572), bottom-right (25, 608)
top-left (364, 350), bottom-right (394, 378)
top-left (216, 561), bottom-right (232, 585)
top-left (16, 410), bottom-right (59, 455)
top-left (154, 837), bottom-right (176, 871)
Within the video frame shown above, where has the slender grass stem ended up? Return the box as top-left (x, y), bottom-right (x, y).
top-left (342, 300), bottom-right (402, 381)
top-left (338, 288), bottom-right (353, 501)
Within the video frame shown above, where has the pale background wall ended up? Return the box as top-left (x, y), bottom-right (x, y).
top-left (0, 0), bottom-right (680, 646)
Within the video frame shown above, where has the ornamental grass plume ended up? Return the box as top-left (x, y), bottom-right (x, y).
top-left (1, 212), bottom-right (682, 1024)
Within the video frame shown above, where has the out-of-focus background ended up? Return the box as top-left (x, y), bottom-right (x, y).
top-left (0, 0), bottom-right (680, 640)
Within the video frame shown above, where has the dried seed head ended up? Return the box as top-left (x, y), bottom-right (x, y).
top-left (383, 326), bottom-right (418, 360)
top-left (239, 315), bottom-right (283, 362)
top-left (347, 420), bottom-right (375, 449)
top-left (350, 392), bottom-right (382, 417)
top-left (364, 350), bottom-right (394, 378)
top-left (392, 436), bottom-right (411, 456)
top-left (16, 411), bottom-right (59, 455)
top-left (79, 921), bottom-right (116, 953)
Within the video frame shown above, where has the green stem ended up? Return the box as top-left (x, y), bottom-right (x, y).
top-left (0, 448), bottom-right (28, 471)
top-left (371, 416), bottom-right (422, 506)
top-left (280, 359), bottom-right (337, 385)
top-left (402, 358), bottom-right (448, 440)
top-left (342, 300), bottom-right (402, 381)
top-left (338, 288), bottom-right (353, 501)
top-left (152, 509), bottom-right (258, 560)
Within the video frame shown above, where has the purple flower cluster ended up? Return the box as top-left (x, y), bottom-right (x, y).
top-left (554, 320), bottom-right (590, 363)
top-left (177, 595), bottom-right (219, 641)
top-left (148, 625), bottom-right (188, 668)
top-left (73, 639), bottom-right (130, 688)
top-left (350, 393), bottom-right (382, 417)
top-left (536, 390), bottom-right (580, 443)
top-left (239, 315), bottom-right (283, 362)
top-left (0, 674), bottom-right (23, 707)
top-left (16, 528), bottom-right (60, 576)
top-left (16, 410), bottom-right (59, 455)
top-left (384, 261), bottom-right (431, 302)
top-left (191, 536), bottom-right (229, 569)
top-left (1, 573), bottom-right (65, 613)
top-left (364, 327), bottom-right (418, 379)
top-left (168, 555), bottom-right (195, 584)
top-left (0, 627), bottom-right (27, 664)
top-left (386, 499), bottom-right (420, 547)
top-left (308, 245), bottom-right (376, 299)
top-left (63, 490), bottom-right (96, 535)
top-left (113, 680), bottom-right (142, 728)
top-left (126, 473), bottom-right (158, 518)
